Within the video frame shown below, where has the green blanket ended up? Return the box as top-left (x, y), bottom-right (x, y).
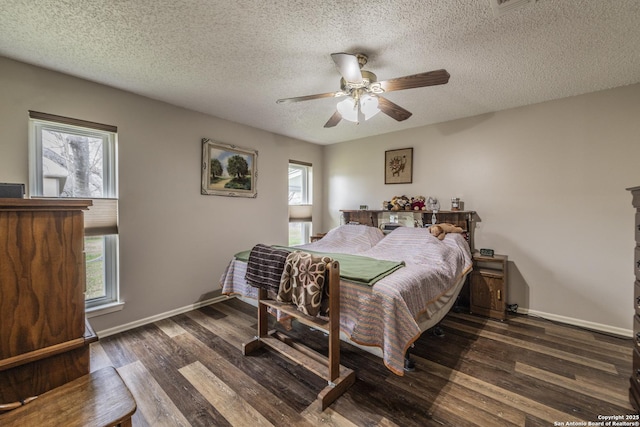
top-left (234, 246), bottom-right (404, 286)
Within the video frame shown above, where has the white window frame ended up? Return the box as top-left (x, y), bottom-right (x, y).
top-left (288, 163), bottom-right (311, 205)
top-left (85, 235), bottom-right (119, 310)
top-left (29, 114), bottom-right (120, 312)
top-left (288, 161), bottom-right (312, 245)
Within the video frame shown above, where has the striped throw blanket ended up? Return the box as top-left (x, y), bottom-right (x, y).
top-left (245, 244), bottom-right (290, 299)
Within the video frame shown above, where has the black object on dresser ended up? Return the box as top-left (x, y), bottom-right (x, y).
top-left (628, 186), bottom-right (640, 412)
top-left (0, 183), bottom-right (25, 198)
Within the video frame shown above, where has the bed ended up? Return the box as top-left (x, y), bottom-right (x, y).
top-left (220, 224), bottom-right (473, 378)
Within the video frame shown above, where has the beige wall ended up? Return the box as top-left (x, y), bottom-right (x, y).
top-left (2, 54), bottom-right (638, 336)
top-left (324, 83), bottom-right (640, 334)
top-left (0, 56), bottom-right (323, 332)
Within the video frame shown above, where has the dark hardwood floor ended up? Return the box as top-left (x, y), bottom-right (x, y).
top-left (91, 298), bottom-right (635, 426)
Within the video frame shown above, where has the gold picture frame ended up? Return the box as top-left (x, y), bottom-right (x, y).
top-left (385, 148), bottom-right (413, 184)
top-left (201, 138), bottom-right (258, 197)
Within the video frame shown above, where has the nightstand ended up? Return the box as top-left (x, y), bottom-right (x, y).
top-left (310, 233), bottom-right (326, 242)
top-left (470, 252), bottom-right (508, 320)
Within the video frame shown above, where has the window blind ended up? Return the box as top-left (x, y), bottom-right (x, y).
top-left (84, 198), bottom-right (118, 236)
top-left (288, 204), bottom-right (312, 222)
top-left (29, 110), bottom-right (117, 133)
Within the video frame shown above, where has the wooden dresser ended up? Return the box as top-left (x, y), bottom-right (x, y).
top-left (628, 186), bottom-right (640, 411)
top-left (0, 198), bottom-right (97, 404)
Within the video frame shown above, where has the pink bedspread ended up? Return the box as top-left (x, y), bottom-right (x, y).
top-left (220, 225), bottom-right (472, 376)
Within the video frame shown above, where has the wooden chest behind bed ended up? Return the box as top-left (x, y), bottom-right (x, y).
top-left (628, 186), bottom-right (640, 412)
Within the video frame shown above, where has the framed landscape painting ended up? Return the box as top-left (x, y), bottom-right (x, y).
top-left (201, 138), bottom-right (258, 197)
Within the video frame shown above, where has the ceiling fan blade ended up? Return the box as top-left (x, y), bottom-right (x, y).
top-left (377, 97), bottom-right (412, 122)
top-left (331, 53), bottom-right (363, 84)
top-left (324, 110), bottom-right (342, 128)
top-left (379, 69), bottom-right (450, 92)
top-left (277, 91), bottom-right (341, 104)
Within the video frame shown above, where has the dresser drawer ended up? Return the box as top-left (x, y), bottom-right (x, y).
top-left (632, 189), bottom-right (640, 209)
top-left (636, 281), bottom-right (640, 316)
top-left (636, 212), bottom-right (640, 243)
top-left (635, 315), bottom-right (640, 350)
top-left (635, 349), bottom-right (640, 383)
top-left (636, 247), bottom-right (640, 282)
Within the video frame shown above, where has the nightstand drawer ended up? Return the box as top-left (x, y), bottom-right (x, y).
top-left (635, 281), bottom-right (640, 316)
top-left (476, 268), bottom-right (504, 279)
top-left (635, 349), bottom-right (640, 384)
top-left (636, 213), bottom-right (640, 242)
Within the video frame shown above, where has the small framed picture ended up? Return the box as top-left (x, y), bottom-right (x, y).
top-left (385, 148), bottom-right (413, 184)
top-left (201, 138), bottom-right (258, 198)
top-left (359, 205), bottom-right (368, 210)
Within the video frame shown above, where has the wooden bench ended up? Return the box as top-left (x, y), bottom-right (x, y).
top-left (242, 260), bottom-right (356, 410)
top-left (0, 366), bottom-right (136, 427)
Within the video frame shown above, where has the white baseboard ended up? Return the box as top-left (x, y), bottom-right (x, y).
top-left (94, 295), bottom-right (633, 340)
top-left (95, 294), bottom-right (235, 338)
top-left (517, 307), bottom-right (632, 338)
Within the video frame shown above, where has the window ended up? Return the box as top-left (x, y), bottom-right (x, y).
top-left (288, 161), bottom-right (312, 245)
top-left (29, 111), bottom-right (119, 311)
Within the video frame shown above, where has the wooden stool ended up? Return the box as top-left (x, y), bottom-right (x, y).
top-left (0, 366), bottom-right (136, 427)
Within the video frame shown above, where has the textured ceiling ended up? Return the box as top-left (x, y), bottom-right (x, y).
top-left (1, 1), bottom-right (639, 144)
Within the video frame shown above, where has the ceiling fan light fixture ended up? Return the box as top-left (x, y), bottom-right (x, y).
top-left (360, 95), bottom-right (381, 120)
top-left (336, 95), bottom-right (380, 123)
top-left (336, 97), bottom-right (358, 122)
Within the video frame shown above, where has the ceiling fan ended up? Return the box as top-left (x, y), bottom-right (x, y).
top-left (276, 52), bottom-right (450, 128)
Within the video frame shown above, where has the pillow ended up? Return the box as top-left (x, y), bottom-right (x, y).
top-left (362, 226), bottom-right (471, 266)
top-left (296, 224), bottom-right (384, 254)
top-left (378, 226), bottom-right (435, 245)
top-left (359, 227), bottom-right (439, 263)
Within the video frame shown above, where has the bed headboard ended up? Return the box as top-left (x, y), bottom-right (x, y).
top-left (340, 209), bottom-right (476, 250)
